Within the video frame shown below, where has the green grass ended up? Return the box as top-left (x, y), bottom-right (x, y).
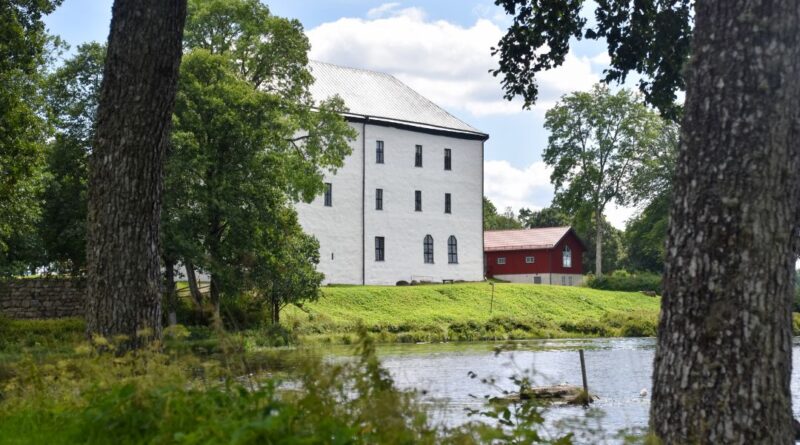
top-left (283, 282), bottom-right (662, 344)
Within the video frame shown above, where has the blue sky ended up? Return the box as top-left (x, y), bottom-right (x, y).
top-left (44, 0), bottom-right (636, 227)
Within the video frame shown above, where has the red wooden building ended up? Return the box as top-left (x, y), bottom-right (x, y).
top-left (484, 227), bottom-right (586, 286)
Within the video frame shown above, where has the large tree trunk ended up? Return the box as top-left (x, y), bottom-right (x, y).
top-left (594, 208), bottom-right (603, 276)
top-left (650, 1), bottom-right (800, 443)
top-left (85, 0), bottom-right (187, 349)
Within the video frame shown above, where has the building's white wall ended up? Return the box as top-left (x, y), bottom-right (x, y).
top-left (494, 273), bottom-right (585, 286)
top-left (364, 125), bottom-right (484, 285)
top-left (295, 122), bottom-right (484, 285)
top-left (295, 122), bottom-right (364, 285)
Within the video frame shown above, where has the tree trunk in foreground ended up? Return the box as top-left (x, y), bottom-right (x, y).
top-left (650, 1), bottom-right (800, 443)
top-left (594, 208), bottom-right (603, 276)
top-left (86, 0), bottom-right (187, 348)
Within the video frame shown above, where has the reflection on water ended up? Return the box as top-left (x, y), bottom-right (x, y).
top-left (332, 337), bottom-right (800, 438)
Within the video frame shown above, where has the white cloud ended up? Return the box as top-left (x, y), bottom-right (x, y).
top-left (484, 160), bottom-right (553, 212)
top-left (605, 203), bottom-right (637, 230)
top-left (484, 160), bottom-right (636, 229)
top-left (366, 2), bottom-right (401, 19)
top-left (306, 9), bottom-right (604, 117)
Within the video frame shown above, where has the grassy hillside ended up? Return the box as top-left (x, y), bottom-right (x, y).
top-left (283, 283), bottom-right (662, 344)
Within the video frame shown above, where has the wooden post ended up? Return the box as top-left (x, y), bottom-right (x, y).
top-left (490, 282), bottom-right (495, 313)
top-left (579, 349), bottom-right (589, 405)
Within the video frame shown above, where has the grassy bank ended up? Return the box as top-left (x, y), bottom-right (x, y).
top-left (283, 283), bottom-right (662, 344)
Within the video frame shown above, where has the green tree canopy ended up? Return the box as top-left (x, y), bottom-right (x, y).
top-left (492, 0), bottom-right (691, 120)
top-left (0, 0), bottom-right (62, 275)
top-left (544, 85), bottom-right (665, 275)
top-left (483, 196), bottom-right (522, 230)
top-left (166, 0), bottom-right (355, 317)
top-left (518, 206), bottom-right (570, 228)
top-left (38, 42), bottom-right (105, 275)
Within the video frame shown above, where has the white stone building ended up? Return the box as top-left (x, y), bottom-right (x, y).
top-left (296, 61), bottom-right (488, 285)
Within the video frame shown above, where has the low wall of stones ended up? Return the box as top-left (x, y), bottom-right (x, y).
top-left (0, 278), bottom-right (85, 319)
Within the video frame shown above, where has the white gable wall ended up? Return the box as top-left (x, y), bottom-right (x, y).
top-left (295, 122), bottom-right (484, 285)
top-left (295, 122), bottom-right (364, 285)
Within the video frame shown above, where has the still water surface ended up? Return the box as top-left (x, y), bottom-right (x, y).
top-left (345, 337), bottom-right (800, 438)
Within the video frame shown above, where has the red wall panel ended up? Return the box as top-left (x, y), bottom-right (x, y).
top-left (484, 231), bottom-right (584, 277)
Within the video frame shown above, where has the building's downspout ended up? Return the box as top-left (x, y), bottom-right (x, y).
top-left (361, 118), bottom-right (368, 285)
top-left (481, 140), bottom-right (485, 279)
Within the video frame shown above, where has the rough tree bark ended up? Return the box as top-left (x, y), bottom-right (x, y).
top-left (650, 1), bottom-right (800, 443)
top-left (86, 0), bottom-right (187, 348)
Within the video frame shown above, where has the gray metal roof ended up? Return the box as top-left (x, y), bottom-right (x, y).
top-left (308, 61), bottom-right (487, 138)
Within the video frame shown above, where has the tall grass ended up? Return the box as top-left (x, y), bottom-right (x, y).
top-left (0, 328), bottom-right (580, 444)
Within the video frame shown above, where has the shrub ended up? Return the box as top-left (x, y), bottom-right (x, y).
top-left (396, 280), bottom-right (409, 286)
top-left (586, 270), bottom-right (662, 294)
top-left (219, 292), bottom-right (269, 330)
top-left (0, 316), bottom-right (85, 353)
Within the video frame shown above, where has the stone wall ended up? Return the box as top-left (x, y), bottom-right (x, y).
top-left (0, 278), bottom-right (86, 319)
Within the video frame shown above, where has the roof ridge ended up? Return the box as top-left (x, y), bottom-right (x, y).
top-left (485, 226), bottom-right (571, 232)
top-left (308, 60), bottom-right (485, 136)
top-left (309, 59), bottom-right (396, 79)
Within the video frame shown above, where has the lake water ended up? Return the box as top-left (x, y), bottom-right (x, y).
top-left (354, 337), bottom-right (800, 441)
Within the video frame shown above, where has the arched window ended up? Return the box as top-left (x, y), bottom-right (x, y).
top-left (562, 245), bottom-right (572, 268)
top-left (424, 235), bottom-right (434, 264)
top-left (448, 236), bottom-right (458, 264)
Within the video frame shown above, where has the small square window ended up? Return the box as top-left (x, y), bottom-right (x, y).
top-left (525, 256), bottom-right (534, 264)
top-left (533, 276), bottom-right (542, 284)
top-left (497, 257), bottom-right (506, 265)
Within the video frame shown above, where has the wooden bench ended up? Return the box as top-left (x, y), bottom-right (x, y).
top-left (442, 279), bottom-right (454, 284)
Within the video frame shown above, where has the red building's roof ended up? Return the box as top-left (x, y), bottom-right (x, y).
top-left (484, 227), bottom-right (576, 252)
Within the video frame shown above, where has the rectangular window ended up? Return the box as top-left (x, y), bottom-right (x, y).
top-left (525, 256), bottom-right (535, 264)
top-left (444, 148), bottom-right (451, 170)
top-left (533, 276), bottom-right (542, 284)
top-left (568, 276), bottom-right (573, 286)
top-left (561, 275), bottom-right (566, 285)
top-left (444, 193), bottom-right (451, 214)
top-left (415, 145), bottom-right (423, 167)
top-left (375, 237), bottom-right (385, 261)
top-left (375, 188), bottom-right (383, 210)
top-left (376, 140), bottom-right (384, 164)
top-left (497, 257), bottom-right (506, 265)
top-left (415, 190), bottom-right (422, 211)
top-left (324, 183), bottom-right (332, 207)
